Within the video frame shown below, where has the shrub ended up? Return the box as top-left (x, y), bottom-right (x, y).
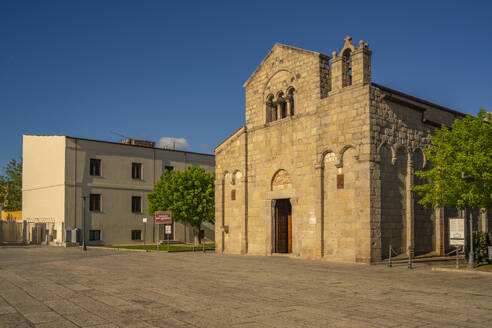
top-left (473, 232), bottom-right (492, 263)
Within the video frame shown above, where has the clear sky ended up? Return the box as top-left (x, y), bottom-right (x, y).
top-left (1, 0), bottom-right (491, 170)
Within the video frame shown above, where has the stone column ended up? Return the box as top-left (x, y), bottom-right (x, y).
top-left (216, 179), bottom-right (225, 253)
top-left (406, 153), bottom-right (414, 255)
top-left (240, 176), bottom-right (248, 254)
top-left (266, 100), bottom-right (274, 123)
top-left (351, 40), bottom-right (372, 86)
top-left (314, 164), bottom-right (324, 258)
top-left (330, 55), bottom-right (343, 90)
top-left (480, 209), bottom-right (488, 233)
top-left (276, 101), bottom-right (282, 120)
top-left (286, 97), bottom-right (292, 117)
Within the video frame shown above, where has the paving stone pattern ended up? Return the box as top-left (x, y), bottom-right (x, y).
top-left (0, 247), bottom-right (491, 327)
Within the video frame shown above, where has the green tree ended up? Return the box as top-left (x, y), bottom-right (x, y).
top-left (147, 166), bottom-right (215, 246)
top-left (0, 158), bottom-right (23, 211)
top-left (413, 109), bottom-right (492, 211)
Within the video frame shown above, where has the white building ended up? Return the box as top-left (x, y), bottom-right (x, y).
top-left (22, 135), bottom-right (215, 246)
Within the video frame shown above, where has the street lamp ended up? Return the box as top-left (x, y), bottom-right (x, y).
top-left (82, 196), bottom-right (87, 251)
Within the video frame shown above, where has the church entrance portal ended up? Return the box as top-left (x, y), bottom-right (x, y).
top-left (274, 199), bottom-right (292, 253)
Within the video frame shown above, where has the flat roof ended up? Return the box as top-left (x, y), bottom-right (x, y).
top-left (24, 135), bottom-right (214, 157)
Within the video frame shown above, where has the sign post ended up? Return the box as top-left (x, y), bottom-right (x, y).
top-left (449, 218), bottom-right (464, 268)
top-left (468, 210), bottom-right (474, 269)
top-left (456, 246), bottom-right (460, 269)
top-left (155, 211), bottom-right (172, 225)
top-left (155, 211), bottom-right (172, 252)
top-left (165, 224), bottom-right (172, 251)
top-left (143, 218), bottom-right (148, 252)
top-left (156, 218), bottom-right (159, 251)
top-left (449, 218), bottom-right (465, 246)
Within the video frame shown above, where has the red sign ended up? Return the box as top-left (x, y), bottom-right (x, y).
top-left (155, 211), bottom-right (172, 224)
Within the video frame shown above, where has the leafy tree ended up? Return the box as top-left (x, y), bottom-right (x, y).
top-left (0, 158), bottom-right (23, 211)
top-left (147, 166), bottom-right (215, 246)
top-left (413, 109), bottom-right (492, 211)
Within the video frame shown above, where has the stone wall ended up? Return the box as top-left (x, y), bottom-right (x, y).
top-left (369, 85), bottom-right (463, 260)
top-left (412, 150), bottom-right (434, 254)
top-left (215, 127), bottom-right (247, 254)
top-left (318, 84), bottom-right (372, 263)
top-left (379, 145), bottom-right (407, 258)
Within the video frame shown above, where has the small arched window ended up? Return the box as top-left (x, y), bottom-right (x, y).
top-left (342, 49), bottom-right (352, 87)
top-left (266, 94), bottom-right (275, 123)
top-left (287, 88), bottom-right (295, 116)
top-left (277, 92), bottom-right (287, 119)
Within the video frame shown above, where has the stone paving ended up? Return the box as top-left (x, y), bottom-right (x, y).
top-left (0, 246), bottom-right (491, 327)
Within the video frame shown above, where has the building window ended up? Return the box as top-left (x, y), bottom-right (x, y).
top-left (266, 94), bottom-right (275, 123)
top-left (342, 49), bottom-right (352, 87)
top-left (287, 88), bottom-right (295, 116)
top-left (132, 196), bottom-right (141, 213)
top-left (280, 101), bottom-right (287, 118)
top-left (164, 166), bottom-right (174, 172)
top-left (131, 230), bottom-right (141, 240)
top-left (89, 230), bottom-right (101, 241)
top-left (277, 92), bottom-right (286, 119)
top-left (132, 163), bottom-right (142, 179)
top-left (89, 194), bottom-right (101, 211)
top-left (90, 159), bottom-right (101, 176)
top-left (266, 90), bottom-right (295, 123)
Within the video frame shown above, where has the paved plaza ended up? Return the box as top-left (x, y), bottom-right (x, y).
top-left (0, 247), bottom-right (491, 327)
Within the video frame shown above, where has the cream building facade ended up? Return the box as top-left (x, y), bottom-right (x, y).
top-left (215, 36), bottom-right (488, 263)
top-left (22, 135), bottom-right (215, 246)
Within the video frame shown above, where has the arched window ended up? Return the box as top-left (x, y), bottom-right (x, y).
top-left (342, 49), bottom-right (352, 87)
top-left (277, 92), bottom-right (287, 119)
top-left (266, 94), bottom-right (275, 123)
top-left (287, 88), bottom-right (295, 116)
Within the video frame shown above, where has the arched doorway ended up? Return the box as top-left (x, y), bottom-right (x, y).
top-left (274, 199), bottom-right (292, 253)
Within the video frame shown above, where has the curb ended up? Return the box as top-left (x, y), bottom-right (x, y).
top-left (432, 267), bottom-right (492, 275)
top-left (88, 246), bottom-right (149, 252)
top-left (88, 246), bottom-right (215, 253)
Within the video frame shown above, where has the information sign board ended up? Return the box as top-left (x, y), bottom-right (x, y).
top-left (449, 218), bottom-right (464, 246)
top-left (165, 225), bottom-right (172, 235)
top-left (155, 211), bottom-right (172, 224)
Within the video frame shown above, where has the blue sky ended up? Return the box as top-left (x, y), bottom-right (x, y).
top-left (1, 0), bottom-right (491, 170)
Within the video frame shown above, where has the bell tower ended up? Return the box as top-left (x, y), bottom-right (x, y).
top-left (330, 36), bottom-right (372, 90)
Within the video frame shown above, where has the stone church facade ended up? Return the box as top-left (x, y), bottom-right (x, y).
top-left (214, 36), bottom-right (465, 263)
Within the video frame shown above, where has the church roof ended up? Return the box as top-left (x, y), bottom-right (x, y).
top-left (243, 43), bottom-right (330, 88)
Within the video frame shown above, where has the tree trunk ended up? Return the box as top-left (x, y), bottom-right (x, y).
top-left (192, 225), bottom-right (199, 247)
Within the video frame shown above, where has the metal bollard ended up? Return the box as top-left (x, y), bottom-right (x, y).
top-left (456, 246), bottom-right (460, 269)
top-left (408, 246), bottom-right (414, 269)
top-left (387, 244), bottom-right (392, 268)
